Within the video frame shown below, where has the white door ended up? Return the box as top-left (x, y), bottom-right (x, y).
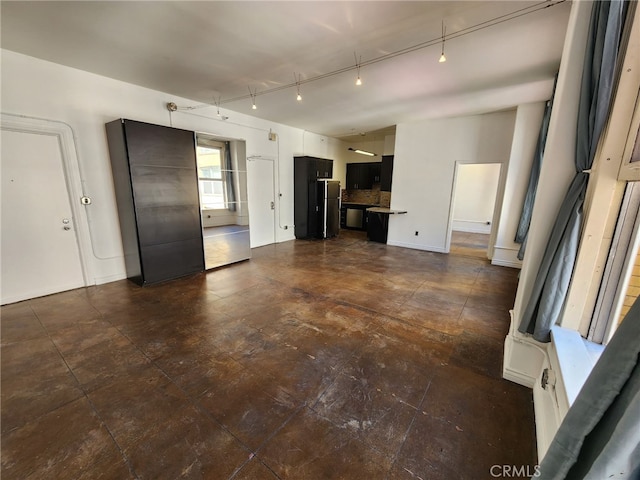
top-left (247, 158), bottom-right (275, 248)
top-left (1, 129), bottom-right (85, 304)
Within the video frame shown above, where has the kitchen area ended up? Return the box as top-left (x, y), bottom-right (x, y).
top-left (294, 129), bottom-right (406, 244)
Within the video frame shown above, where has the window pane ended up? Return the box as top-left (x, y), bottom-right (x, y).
top-left (199, 179), bottom-right (225, 209)
top-left (197, 146), bottom-right (222, 179)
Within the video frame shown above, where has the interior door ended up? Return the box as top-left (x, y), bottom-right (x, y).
top-left (247, 158), bottom-right (275, 248)
top-left (1, 129), bottom-right (85, 304)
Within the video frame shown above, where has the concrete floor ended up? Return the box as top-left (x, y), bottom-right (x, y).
top-left (1, 231), bottom-right (536, 479)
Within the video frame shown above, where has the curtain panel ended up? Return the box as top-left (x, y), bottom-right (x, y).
top-left (225, 141), bottom-right (237, 212)
top-left (515, 76), bottom-right (557, 261)
top-left (518, 0), bottom-right (629, 342)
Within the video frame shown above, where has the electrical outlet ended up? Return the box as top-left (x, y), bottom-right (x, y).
top-left (415, 231), bottom-right (419, 236)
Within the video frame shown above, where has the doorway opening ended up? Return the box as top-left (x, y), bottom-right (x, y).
top-left (195, 135), bottom-right (250, 270)
top-left (447, 162), bottom-right (502, 259)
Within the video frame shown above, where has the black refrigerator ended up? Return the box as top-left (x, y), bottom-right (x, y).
top-left (318, 180), bottom-right (341, 239)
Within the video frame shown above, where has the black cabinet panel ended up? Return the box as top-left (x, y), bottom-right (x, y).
top-left (294, 156), bottom-right (334, 239)
top-left (367, 211), bottom-right (389, 243)
top-left (124, 121), bottom-right (197, 168)
top-left (346, 162), bottom-right (381, 190)
top-left (106, 119), bottom-right (204, 285)
top-left (140, 239), bottom-right (204, 285)
top-left (381, 155), bottom-right (394, 192)
top-left (136, 205), bottom-right (202, 247)
top-left (130, 166), bottom-right (199, 208)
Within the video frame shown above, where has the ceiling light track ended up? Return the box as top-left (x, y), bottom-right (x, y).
top-left (178, 0), bottom-right (566, 109)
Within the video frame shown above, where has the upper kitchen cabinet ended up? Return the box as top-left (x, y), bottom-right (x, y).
top-left (346, 162), bottom-right (381, 190)
top-left (106, 119), bottom-right (204, 285)
top-left (294, 156), bottom-right (333, 180)
top-left (381, 155), bottom-right (394, 192)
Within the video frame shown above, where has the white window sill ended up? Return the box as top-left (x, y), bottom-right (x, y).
top-left (549, 326), bottom-right (605, 415)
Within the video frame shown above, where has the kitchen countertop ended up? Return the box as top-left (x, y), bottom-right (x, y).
top-left (342, 202), bottom-right (379, 207)
top-left (366, 207), bottom-right (407, 214)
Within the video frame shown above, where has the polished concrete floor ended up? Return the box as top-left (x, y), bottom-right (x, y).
top-left (1, 231), bottom-right (536, 479)
top-left (450, 231), bottom-right (490, 259)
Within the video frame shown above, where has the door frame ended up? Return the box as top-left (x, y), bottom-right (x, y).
top-left (445, 161), bottom-right (505, 258)
top-left (1, 113), bottom-right (94, 287)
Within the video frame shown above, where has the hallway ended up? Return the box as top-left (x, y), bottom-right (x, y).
top-left (1, 231), bottom-right (536, 479)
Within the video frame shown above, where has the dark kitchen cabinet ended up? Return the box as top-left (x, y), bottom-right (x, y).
top-left (315, 158), bottom-right (333, 179)
top-left (294, 156), bottom-right (334, 238)
top-left (106, 119), bottom-right (204, 285)
top-left (367, 210), bottom-right (389, 243)
top-left (346, 162), bottom-right (381, 190)
top-left (381, 155), bottom-right (394, 192)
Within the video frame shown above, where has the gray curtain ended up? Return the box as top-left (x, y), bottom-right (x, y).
top-left (225, 141), bottom-right (237, 212)
top-left (518, 0), bottom-right (629, 343)
top-left (515, 76), bottom-right (557, 261)
top-left (535, 295), bottom-right (640, 479)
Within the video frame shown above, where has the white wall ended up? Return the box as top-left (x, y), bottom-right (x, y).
top-left (383, 135), bottom-right (396, 155)
top-left (388, 110), bottom-right (517, 252)
top-left (452, 163), bottom-right (501, 234)
top-left (493, 102), bottom-right (547, 268)
top-left (1, 49), bottom-right (345, 286)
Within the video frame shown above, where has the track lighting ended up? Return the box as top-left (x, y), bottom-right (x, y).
top-left (348, 147), bottom-right (377, 157)
top-left (248, 86), bottom-right (257, 109)
top-left (294, 73), bottom-right (302, 101)
top-left (439, 20), bottom-right (447, 63)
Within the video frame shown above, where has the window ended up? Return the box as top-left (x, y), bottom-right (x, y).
top-left (196, 143), bottom-right (226, 209)
top-left (589, 183), bottom-right (640, 344)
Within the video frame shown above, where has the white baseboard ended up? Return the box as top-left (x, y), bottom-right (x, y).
top-left (452, 220), bottom-right (491, 234)
top-left (94, 273), bottom-right (127, 285)
top-left (387, 240), bottom-right (448, 253)
top-left (491, 246), bottom-right (522, 269)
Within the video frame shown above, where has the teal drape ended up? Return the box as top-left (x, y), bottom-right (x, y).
top-left (225, 141), bottom-right (237, 212)
top-left (515, 76), bottom-right (557, 261)
top-left (518, 0), bottom-right (629, 342)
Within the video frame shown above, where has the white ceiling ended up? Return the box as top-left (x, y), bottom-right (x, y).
top-left (1, 1), bottom-right (572, 138)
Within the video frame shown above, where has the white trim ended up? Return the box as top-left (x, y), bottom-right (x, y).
top-left (94, 273), bottom-right (127, 285)
top-left (503, 310), bottom-right (605, 462)
top-left (491, 245), bottom-right (523, 269)
top-left (386, 241), bottom-right (448, 253)
top-left (451, 220), bottom-right (491, 234)
top-left (0, 112), bottom-right (95, 287)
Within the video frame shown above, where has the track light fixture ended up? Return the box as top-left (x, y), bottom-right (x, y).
top-left (439, 20), bottom-right (447, 63)
top-left (348, 147), bottom-right (377, 157)
top-left (248, 86), bottom-right (258, 109)
top-left (354, 52), bottom-right (363, 86)
top-left (294, 73), bottom-right (302, 101)
top-left (211, 96), bottom-right (229, 120)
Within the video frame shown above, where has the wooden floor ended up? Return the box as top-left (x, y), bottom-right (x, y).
top-left (1, 230), bottom-right (536, 479)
